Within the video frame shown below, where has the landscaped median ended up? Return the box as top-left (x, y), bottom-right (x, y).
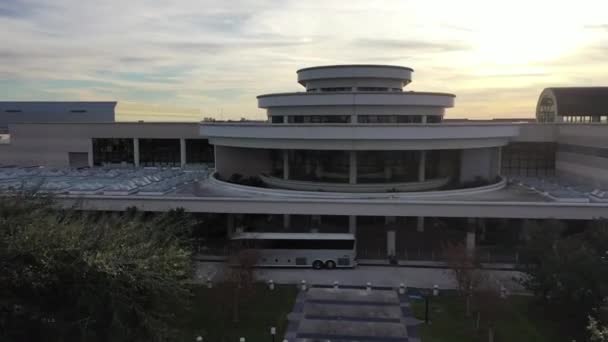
top-left (410, 294), bottom-right (561, 342)
top-left (172, 284), bottom-right (297, 341)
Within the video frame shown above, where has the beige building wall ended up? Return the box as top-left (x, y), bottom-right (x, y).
top-left (0, 123), bottom-right (200, 167)
top-left (556, 124), bottom-right (608, 187)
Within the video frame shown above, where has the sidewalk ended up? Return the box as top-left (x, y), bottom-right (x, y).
top-left (194, 261), bottom-right (526, 292)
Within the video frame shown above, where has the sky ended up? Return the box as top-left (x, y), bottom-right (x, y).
top-left (1, 0), bottom-right (607, 122)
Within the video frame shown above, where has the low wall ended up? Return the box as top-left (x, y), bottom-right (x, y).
top-left (208, 173), bottom-right (507, 199)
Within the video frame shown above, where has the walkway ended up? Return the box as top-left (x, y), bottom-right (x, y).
top-left (285, 285), bottom-right (422, 342)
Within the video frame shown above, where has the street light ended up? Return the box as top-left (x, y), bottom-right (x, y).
top-left (420, 287), bottom-right (438, 324)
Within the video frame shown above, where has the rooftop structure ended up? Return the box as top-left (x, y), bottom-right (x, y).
top-left (0, 101), bottom-right (116, 128)
top-left (536, 87), bottom-right (608, 123)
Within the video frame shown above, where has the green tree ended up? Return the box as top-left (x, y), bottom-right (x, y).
top-left (521, 219), bottom-right (608, 338)
top-left (588, 316), bottom-right (608, 342)
top-left (0, 193), bottom-right (195, 342)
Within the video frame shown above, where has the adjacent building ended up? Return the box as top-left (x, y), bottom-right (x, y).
top-left (1, 65), bottom-right (608, 264)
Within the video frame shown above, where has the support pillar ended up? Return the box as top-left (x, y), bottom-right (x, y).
top-left (416, 216), bottom-right (425, 232)
top-left (133, 138), bottom-right (140, 167)
top-left (387, 230), bottom-right (396, 257)
top-left (384, 160), bottom-right (392, 180)
top-left (348, 215), bottom-right (357, 234)
top-left (180, 138), bottom-right (186, 167)
top-left (349, 151), bottom-right (357, 184)
top-left (283, 115), bottom-right (288, 124)
top-left (88, 139), bottom-right (94, 168)
top-left (315, 162), bottom-right (322, 179)
top-left (497, 146), bottom-right (502, 176)
top-left (418, 150), bottom-right (426, 182)
top-left (350, 113), bottom-right (357, 124)
top-left (226, 214), bottom-right (235, 238)
top-left (283, 150), bottom-right (289, 180)
top-left (466, 218), bottom-right (476, 257)
top-left (421, 115), bottom-right (427, 124)
top-left (283, 214), bottom-right (290, 229)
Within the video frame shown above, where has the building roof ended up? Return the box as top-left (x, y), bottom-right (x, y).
top-left (297, 64), bottom-right (414, 73)
top-left (546, 87), bottom-right (608, 116)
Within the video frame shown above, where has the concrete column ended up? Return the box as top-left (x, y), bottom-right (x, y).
top-left (421, 115), bottom-right (427, 124)
top-left (384, 161), bottom-right (392, 180)
top-left (283, 150), bottom-right (289, 180)
top-left (387, 230), bottom-right (396, 257)
top-left (226, 214), bottom-right (235, 238)
top-left (315, 162), bottom-right (322, 179)
top-left (348, 215), bottom-right (357, 234)
top-left (133, 138), bottom-right (140, 167)
top-left (180, 138), bottom-right (186, 167)
top-left (312, 215), bottom-right (321, 226)
top-left (466, 218), bottom-right (476, 257)
top-left (497, 146), bottom-right (503, 176)
top-left (88, 139), bottom-right (94, 167)
top-left (418, 151), bottom-right (426, 182)
top-left (283, 115), bottom-right (288, 124)
top-left (416, 216), bottom-right (425, 232)
top-left (349, 151), bottom-right (357, 184)
top-left (350, 113), bottom-right (357, 124)
top-left (283, 214), bottom-right (290, 229)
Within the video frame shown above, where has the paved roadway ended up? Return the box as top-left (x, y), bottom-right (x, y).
top-left (194, 261), bottom-right (526, 292)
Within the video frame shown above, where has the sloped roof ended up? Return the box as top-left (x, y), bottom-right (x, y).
top-left (547, 87), bottom-right (608, 116)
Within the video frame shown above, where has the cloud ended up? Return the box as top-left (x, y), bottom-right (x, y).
top-left (354, 39), bottom-right (469, 52)
top-left (0, 0), bottom-right (607, 120)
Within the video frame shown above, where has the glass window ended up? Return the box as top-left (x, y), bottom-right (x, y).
top-left (186, 139), bottom-right (214, 164)
top-left (92, 138), bottom-right (134, 166)
top-left (139, 139), bottom-right (180, 167)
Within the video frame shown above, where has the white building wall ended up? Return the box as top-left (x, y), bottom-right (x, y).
top-left (304, 78), bottom-right (404, 90)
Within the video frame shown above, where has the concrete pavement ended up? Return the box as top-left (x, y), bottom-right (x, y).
top-left (194, 261), bottom-right (526, 292)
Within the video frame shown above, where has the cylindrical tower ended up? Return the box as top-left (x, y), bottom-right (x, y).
top-left (203, 65), bottom-right (512, 193)
top-left (259, 65), bottom-right (453, 125)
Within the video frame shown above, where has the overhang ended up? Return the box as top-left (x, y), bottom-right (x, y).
top-left (200, 123), bottom-right (519, 150)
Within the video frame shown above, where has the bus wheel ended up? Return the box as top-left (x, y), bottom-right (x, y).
top-left (312, 260), bottom-right (324, 270)
top-left (325, 260), bottom-right (336, 269)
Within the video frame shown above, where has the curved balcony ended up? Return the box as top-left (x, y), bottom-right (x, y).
top-left (259, 174), bottom-right (450, 193)
top-left (257, 91), bottom-right (455, 109)
top-left (200, 123), bottom-right (520, 150)
top-left (207, 173), bottom-right (508, 199)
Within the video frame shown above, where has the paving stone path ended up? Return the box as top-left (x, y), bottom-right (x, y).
top-left (285, 285), bottom-right (422, 342)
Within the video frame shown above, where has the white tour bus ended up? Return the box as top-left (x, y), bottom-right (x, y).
top-left (230, 232), bottom-right (357, 269)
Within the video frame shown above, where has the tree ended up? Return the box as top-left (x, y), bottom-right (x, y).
top-left (223, 248), bottom-right (259, 323)
top-left (588, 316), bottom-right (608, 342)
top-left (474, 281), bottom-right (505, 342)
top-left (0, 193), bottom-right (195, 341)
top-left (521, 219), bottom-right (608, 337)
top-left (443, 242), bottom-right (486, 317)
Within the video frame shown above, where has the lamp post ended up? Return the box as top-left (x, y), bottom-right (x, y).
top-left (420, 286), bottom-right (438, 324)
